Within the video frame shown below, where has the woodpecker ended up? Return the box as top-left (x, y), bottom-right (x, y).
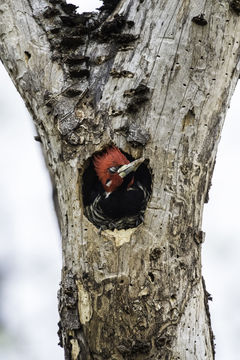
top-left (83, 147), bottom-right (151, 230)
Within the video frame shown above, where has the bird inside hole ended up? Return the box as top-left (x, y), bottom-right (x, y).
top-left (82, 146), bottom-right (152, 231)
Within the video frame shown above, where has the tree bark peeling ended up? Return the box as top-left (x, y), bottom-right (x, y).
top-left (1, 0), bottom-right (240, 358)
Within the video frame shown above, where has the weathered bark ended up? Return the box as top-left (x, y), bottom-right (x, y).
top-left (1, 0), bottom-right (240, 359)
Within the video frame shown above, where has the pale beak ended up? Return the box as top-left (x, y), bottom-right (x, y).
top-left (117, 158), bottom-right (145, 178)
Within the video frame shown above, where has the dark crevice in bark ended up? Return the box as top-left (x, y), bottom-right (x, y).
top-left (230, 0), bottom-right (240, 15)
top-left (202, 277), bottom-right (216, 359)
top-left (58, 269), bottom-right (93, 360)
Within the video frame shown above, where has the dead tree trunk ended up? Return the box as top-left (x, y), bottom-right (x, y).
top-left (1, 0), bottom-right (240, 358)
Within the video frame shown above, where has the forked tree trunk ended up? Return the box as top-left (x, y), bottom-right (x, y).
top-left (1, 0), bottom-right (240, 359)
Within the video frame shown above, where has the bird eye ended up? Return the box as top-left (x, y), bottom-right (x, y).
top-left (108, 166), bottom-right (119, 173)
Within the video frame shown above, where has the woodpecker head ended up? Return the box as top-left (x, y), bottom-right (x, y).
top-left (93, 147), bottom-right (144, 193)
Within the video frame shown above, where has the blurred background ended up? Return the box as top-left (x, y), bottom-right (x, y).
top-left (0, 1), bottom-right (239, 359)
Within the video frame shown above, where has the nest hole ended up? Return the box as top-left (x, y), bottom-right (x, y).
top-left (82, 147), bottom-right (152, 230)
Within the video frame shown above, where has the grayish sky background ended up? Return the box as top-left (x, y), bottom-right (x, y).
top-left (0, 0), bottom-right (240, 359)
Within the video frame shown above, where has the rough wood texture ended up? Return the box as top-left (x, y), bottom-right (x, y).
top-left (1, 0), bottom-right (240, 358)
